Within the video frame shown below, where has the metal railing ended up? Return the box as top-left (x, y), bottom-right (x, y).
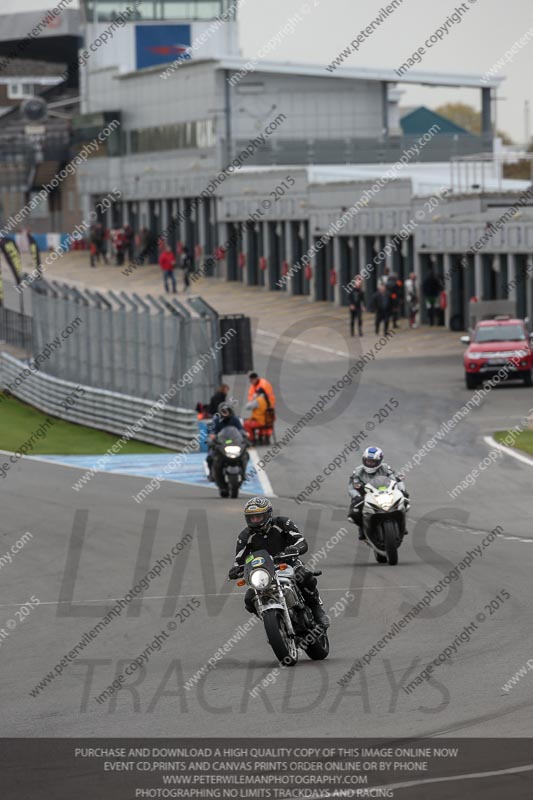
top-left (233, 133), bottom-right (492, 166)
top-left (29, 280), bottom-right (222, 408)
top-left (0, 352), bottom-right (198, 450)
top-left (0, 305), bottom-right (33, 351)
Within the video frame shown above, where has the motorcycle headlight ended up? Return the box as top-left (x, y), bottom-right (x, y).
top-left (224, 445), bottom-right (242, 457)
top-left (378, 499), bottom-right (393, 510)
top-left (250, 568), bottom-right (271, 590)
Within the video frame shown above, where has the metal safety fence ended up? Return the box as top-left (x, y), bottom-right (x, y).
top-left (0, 352), bottom-right (198, 450)
top-left (29, 280), bottom-right (222, 409)
top-left (0, 305), bottom-right (33, 352)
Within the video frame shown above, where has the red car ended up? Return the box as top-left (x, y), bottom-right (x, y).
top-left (462, 317), bottom-right (533, 389)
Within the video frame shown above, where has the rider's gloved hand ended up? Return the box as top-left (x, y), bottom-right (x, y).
top-left (283, 546), bottom-right (299, 556)
top-left (228, 566), bottom-right (240, 580)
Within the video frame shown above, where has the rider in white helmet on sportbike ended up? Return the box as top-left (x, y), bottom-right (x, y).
top-left (347, 446), bottom-right (409, 540)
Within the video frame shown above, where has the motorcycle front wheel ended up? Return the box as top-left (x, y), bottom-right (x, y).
top-left (304, 630), bottom-right (330, 660)
top-left (228, 472), bottom-right (240, 498)
top-left (263, 609), bottom-right (298, 666)
top-left (382, 520), bottom-right (399, 565)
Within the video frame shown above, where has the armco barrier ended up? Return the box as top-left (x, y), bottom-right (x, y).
top-left (0, 352), bottom-right (198, 450)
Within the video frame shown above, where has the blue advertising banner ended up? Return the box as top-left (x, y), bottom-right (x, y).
top-left (135, 24), bottom-right (192, 70)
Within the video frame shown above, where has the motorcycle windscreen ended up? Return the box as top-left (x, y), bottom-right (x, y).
top-left (217, 425), bottom-right (245, 446)
top-left (243, 549), bottom-right (276, 581)
top-left (366, 475), bottom-right (394, 491)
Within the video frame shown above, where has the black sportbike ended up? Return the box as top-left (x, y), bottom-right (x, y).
top-left (212, 426), bottom-right (248, 498)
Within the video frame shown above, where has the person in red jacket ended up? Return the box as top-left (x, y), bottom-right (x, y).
top-left (159, 245), bottom-right (177, 293)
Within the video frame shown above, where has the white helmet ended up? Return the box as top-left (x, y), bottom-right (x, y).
top-left (362, 446), bottom-right (383, 474)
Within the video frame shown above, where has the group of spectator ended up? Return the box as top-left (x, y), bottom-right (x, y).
top-left (200, 373), bottom-right (277, 445)
top-left (88, 223), bottom-right (198, 293)
top-left (88, 224), bottom-right (163, 268)
top-left (347, 266), bottom-right (444, 336)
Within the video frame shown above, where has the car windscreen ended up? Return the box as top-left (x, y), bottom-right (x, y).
top-left (474, 325), bottom-right (525, 343)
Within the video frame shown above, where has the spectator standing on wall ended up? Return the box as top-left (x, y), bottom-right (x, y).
top-left (159, 244), bottom-right (177, 294)
top-left (422, 268), bottom-right (442, 327)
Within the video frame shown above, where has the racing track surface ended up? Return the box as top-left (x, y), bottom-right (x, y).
top-left (2, 320), bottom-right (533, 742)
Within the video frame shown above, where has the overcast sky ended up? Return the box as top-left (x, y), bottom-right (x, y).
top-left (9, 0), bottom-right (533, 142)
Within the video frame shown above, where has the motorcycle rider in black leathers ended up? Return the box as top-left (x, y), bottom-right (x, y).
top-left (205, 402), bottom-right (249, 494)
top-left (347, 446), bottom-right (409, 540)
top-left (228, 496), bottom-right (330, 628)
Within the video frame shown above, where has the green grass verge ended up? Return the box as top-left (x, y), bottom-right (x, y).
top-left (0, 394), bottom-right (172, 455)
top-left (494, 429), bottom-right (533, 458)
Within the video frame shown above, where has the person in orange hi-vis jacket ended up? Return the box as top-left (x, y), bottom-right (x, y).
top-left (247, 372), bottom-right (276, 407)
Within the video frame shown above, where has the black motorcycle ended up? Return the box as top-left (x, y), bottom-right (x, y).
top-left (232, 549), bottom-right (329, 666)
top-left (212, 425), bottom-right (248, 499)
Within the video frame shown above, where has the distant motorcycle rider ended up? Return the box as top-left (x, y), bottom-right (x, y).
top-left (228, 497), bottom-right (330, 628)
top-left (347, 446), bottom-right (408, 540)
top-left (205, 402), bottom-right (248, 492)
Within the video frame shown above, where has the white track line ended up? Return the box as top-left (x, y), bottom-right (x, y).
top-left (249, 448), bottom-right (276, 497)
top-left (293, 762), bottom-right (533, 800)
top-left (0, 449), bottom-right (267, 497)
top-left (484, 435), bottom-right (533, 468)
top-left (0, 587), bottom-right (421, 608)
top-left (257, 328), bottom-right (349, 358)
